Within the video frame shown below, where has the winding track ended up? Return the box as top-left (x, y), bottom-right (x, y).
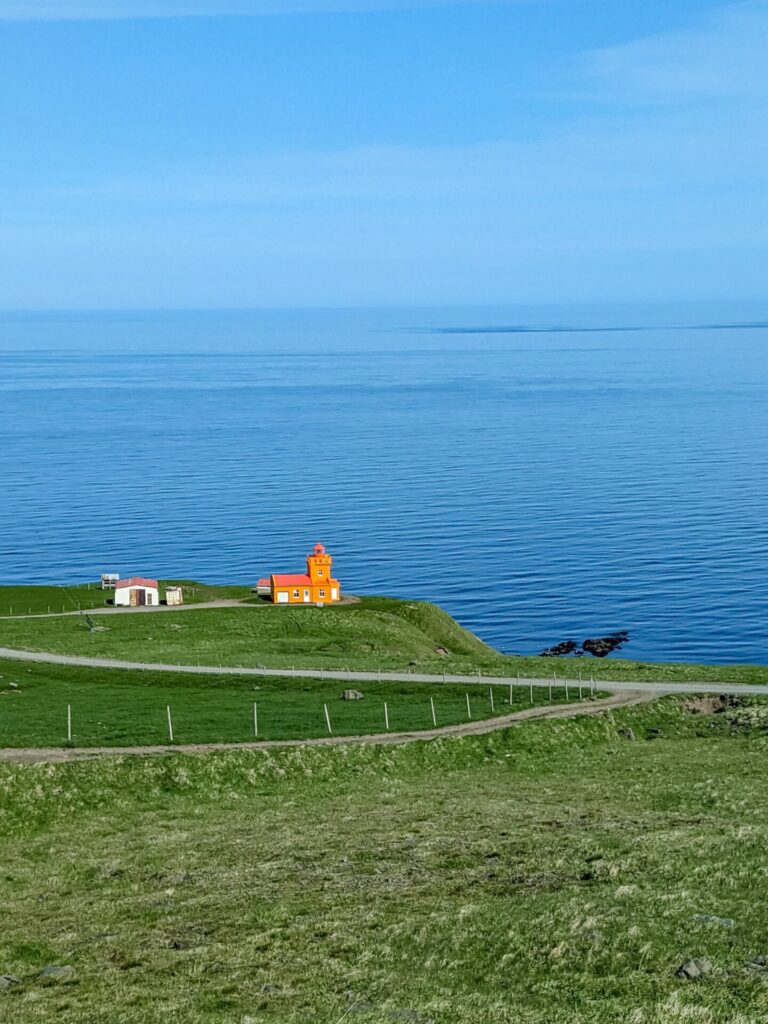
top-left (0, 642), bottom-right (760, 763)
top-left (0, 691), bottom-right (652, 764)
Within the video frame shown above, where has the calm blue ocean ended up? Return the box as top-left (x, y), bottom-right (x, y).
top-left (1, 304), bottom-right (766, 664)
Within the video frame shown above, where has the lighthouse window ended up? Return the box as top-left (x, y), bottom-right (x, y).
top-left (292, 589), bottom-right (299, 599)
top-left (319, 589), bottom-right (326, 598)
top-left (317, 569), bottom-right (324, 576)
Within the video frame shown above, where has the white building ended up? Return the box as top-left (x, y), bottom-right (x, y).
top-left (114, 577), bottom-right (160, 607)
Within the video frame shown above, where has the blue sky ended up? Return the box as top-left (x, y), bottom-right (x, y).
top-left (1, 0), bottom-right (766, 308)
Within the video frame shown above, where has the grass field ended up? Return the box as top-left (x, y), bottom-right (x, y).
top-left (0, 659), bottom-right (574, 749)
top-left (0, 583), bottom-right (110, 617)
top-left (2, 697), bottom-right (768, 1022)
top-left (0, 581), bottom-right (254, 617)
top-left (3, 587), bottom-right (768, 685)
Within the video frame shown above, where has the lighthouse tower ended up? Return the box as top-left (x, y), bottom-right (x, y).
top-left (261, 542), bottom-right (341, 604)
top-left (306, 542), bottom-right (332, 584)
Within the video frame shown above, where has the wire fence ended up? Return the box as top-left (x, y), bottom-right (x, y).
top-left (0, 679), bottom-right (598, 750)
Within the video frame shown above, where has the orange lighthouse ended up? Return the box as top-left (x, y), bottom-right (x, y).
top-left (257, 543), bottom-right (341, 605)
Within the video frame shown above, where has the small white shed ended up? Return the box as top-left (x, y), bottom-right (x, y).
top-left (114, 577), bottom-right (160, 607)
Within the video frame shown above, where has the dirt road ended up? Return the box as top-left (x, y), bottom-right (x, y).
top-left (0, 691), bottom-right (651, 764)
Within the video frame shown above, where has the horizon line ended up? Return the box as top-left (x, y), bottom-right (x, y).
top-left (1, 298), bottom-right (767, 315)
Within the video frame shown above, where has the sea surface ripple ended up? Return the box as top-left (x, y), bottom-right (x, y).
top-left (1, 304), bottom-right (766, 664)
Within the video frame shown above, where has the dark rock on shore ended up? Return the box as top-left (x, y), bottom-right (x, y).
top-left (540, 640), bottom-right (579, 657)
top-left (582, 632), bottom-right (629, 657)
top-left (539, 631), bottom-right (630, 658)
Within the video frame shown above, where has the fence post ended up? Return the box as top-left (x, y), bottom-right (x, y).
top-left (509, 679), bottom-right (513, 705)
top-left (565, 678), bottom-right (569, 701)
top-left (67, 704), bottom-right (72, 743)
top-left (430, 696), bottom-right (436, 726)
top-left (466, 693), bottom-right (472, 719)
top-left (166, 705), bottom-right (174, 743)
top-left (253, 702), bottom-right (258, 738)
top-left (384, 702), bottom-right (390, 731)
top-left (489, 687), bottom-right (494, 712)
top-left (529, 678), bottom-right (533, 704)
top-left (324, 703), bottom-right (332, 735)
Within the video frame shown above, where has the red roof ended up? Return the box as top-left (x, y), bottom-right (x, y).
top-left (115, 577), bottom-right (159, 590)
top-left (271, 573), bottom-right (312, 587)
top-left (257, 577), bottom-right (270, 587)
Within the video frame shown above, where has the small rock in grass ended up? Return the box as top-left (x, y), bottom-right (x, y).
top-left (39, 964), bottom-right (75, 983)
top-left (618, 728), bottom-right (636, 741)
top-left (168, 872), bottom-right (194, 884)
top-left (694, 914), bottom-right (735, 928)
top-left (676, 958), bottom-right (712, 980)
top-left (0, 975), bottom-right (21, 990)
top-left (746, 956), bottom-right (768, 972)
top-left (342, 689), bottom-right (364, 701)
top-left (8, 683), bottom-right (18, 690)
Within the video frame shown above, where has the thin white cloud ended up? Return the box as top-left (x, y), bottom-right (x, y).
top-left (590, 0), bottom-right (768, 100)
top-left (0, 0), bottom-right (528, 19)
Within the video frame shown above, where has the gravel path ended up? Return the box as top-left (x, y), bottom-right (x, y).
top-left (0, 645), bottom-right (765, 697)
top-left (0, 599), bottom-right (246, 620)
top-left (0, 691), bottom-right (651, 764)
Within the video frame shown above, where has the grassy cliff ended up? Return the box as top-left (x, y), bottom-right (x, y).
top-left (0, 591), bottom-right (504, 673)
top-left (2, 585), bottom-right (768, 684)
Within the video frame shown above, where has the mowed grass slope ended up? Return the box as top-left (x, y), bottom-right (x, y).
top-left (0, 659), bottom-right (563, 749)
top-left (2, 700), bottom-right (768, 1022)
top-left (0, 596), bottom-right (502, 673)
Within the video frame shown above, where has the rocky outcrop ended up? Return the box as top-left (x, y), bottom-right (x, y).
top-left (540, 631), bottom-right (629, 658)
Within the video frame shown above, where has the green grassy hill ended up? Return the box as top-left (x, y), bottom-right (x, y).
top-left (0, 592), bottom-right (504, 673)
top-left (3, 585), bottom-right (768, 685)
top-left (2, 698), bottom-right (768, 1022)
